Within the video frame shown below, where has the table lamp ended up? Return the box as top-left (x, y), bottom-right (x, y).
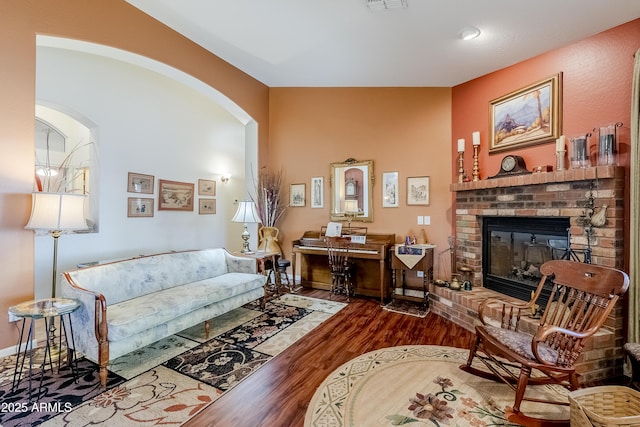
top-left (232, 200), bottom-right (261, 253)
top-left (344, 199), bottom-right (359, 230)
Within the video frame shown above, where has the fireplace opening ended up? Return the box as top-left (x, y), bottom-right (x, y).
top-left (482, 216), bottom-right (571, 305)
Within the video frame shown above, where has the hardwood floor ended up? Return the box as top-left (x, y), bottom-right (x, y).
top-left (184, 289), bottom-right (476, 427)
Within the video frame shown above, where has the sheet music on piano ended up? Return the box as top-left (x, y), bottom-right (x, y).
top-left (322, 223), bottom-right (366, 244)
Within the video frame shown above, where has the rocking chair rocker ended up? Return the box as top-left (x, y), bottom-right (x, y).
top-left (460, 259), bottom-right (629, 426)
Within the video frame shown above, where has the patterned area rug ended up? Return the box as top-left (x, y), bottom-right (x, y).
top-left (0, 294), bottom-right (345, 426)
top-left (382, 299), bottom-right (428, 318)
top-left (305, 345), bottom-right (570, 426)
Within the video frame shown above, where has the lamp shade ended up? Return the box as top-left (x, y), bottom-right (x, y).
top-left (25, 192), bottom-right (88, 232)
top-left (232, 201), bottom-right (260, 224)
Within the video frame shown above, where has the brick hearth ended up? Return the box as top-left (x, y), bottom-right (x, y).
top-left (433, 165), bottom-right (626, 384)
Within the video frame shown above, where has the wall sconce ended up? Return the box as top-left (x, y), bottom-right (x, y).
top-left (220, 174), bottom-right (231, 183)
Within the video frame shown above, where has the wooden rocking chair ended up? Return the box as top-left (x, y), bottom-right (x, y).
top-left (325, 236), bottom-right (354, 301)
top-left (460, 260), bottom-right (629, 426)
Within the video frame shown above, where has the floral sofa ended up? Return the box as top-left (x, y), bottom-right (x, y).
top-left (61, 248), bottom-right (266, 386)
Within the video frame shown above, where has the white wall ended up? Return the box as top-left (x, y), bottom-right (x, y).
top-left (33, 46), bottom-right (256, 299)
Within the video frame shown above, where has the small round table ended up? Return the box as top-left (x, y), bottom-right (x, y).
top-left (9, 297), bottom-right (80, 400)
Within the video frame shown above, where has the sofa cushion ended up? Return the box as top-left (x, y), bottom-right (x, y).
top-left (106, 272), bottom-right (265, 341)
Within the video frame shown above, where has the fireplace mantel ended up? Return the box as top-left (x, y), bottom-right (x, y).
top-left (450, 165), bottom-right (623, 193)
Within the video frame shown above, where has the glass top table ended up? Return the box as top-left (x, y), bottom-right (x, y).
top-left (9, 298), bottom-right (80, 319)
top-left (9, 297), bottom-right (81, 401)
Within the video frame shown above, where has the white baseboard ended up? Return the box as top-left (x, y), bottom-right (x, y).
top-left (0, 339), bottom-right (38, 358)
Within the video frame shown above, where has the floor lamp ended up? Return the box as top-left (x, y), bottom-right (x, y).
top-left (24, 192), bottom-right (88, 359)
top-left (232, 200), bottom-right (260, 254)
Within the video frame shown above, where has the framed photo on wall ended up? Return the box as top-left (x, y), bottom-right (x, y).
top-left (382, 171), bottom-right (399, 208)
top-left (127, 197), bottom-right (154, 217)
top-left (127, 172), bottom-right (154, 194)
top-left (311, 177), bottom-right (324, 208)
top-left (199, 198), bottom-right (216, 214)
top-left (489, 73), bottom-right (562, 153)
top-left (198, 179), bottom-right (216, 196)
top-left (407, 176), bottom-right (430, 206)
top-left (158, 179), bottom-right (194, 211)
top-left (290, 183), bottom-right (306, 207)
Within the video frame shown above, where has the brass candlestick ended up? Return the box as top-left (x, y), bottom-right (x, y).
top-left (458, 151), bottom-right (464, 183)
top-left (472, 145), bottom-right (480, 181)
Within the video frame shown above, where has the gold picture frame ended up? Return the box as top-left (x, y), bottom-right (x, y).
top-left (158, 179), bottom-right (194, 211)
top-left (489, 73), bottom-right (562, 153)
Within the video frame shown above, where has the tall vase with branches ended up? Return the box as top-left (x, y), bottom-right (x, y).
top-left (251, 167), bottom-right (288, 253)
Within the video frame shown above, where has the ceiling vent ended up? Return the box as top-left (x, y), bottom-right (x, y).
top-left (365, 0), bottom-right (408, 11)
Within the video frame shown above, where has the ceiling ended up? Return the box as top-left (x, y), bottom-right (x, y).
top-left (126, 0), bottom-right (640, 87)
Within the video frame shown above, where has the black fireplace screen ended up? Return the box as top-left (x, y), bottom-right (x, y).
top-left (482, 216), bottom-right (570, 304)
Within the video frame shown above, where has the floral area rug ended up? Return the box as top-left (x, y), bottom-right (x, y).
top-left (305, 345), bottom-right (570, 427)
top-left (0, 294), bottom-right (345, 427)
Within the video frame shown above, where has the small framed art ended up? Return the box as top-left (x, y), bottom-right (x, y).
top-left (407, 176), bottom-right (430, 206)
top-left (382, 171), bottom-right (399, 208)
top-left (127, 197), bottom-right (154, 217)
top-left (290, 183), bottom-right (306, 207)
top-left (158, 179), bottom-right (194, 211)
top-left (311, 177), bottom-right (324, 208)
top-left (198, 179), bottom-right (216, 196)
top-left (199, 198), bottom-right (216, 214)
top-left (127, 172), bottom-right (154, 194)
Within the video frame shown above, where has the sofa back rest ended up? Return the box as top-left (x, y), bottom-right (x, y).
top-left (65, 249), bottom-right (229, 305)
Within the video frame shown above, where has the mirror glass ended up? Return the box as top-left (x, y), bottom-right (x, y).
top-left (330, 159), bottom-right (373, 222)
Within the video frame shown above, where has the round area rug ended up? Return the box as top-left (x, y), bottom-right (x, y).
top-left (305, 345), bottom-right (569, 426)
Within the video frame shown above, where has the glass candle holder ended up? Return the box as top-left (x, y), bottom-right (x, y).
top-left (570, 134), bottom-right (590, 169)
top-left (595, 123), bottom-right (622, 166)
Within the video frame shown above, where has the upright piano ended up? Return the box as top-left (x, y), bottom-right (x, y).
top-left (292, 230), bottom-right (395, 303)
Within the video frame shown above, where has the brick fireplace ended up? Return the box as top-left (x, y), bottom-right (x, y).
top-left (429, 165), bottom-right (626, 384)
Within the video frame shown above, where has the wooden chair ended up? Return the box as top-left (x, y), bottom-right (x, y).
top-left (460, 259), bottom-right (629, 426)
top-left (325, 236), bottom-right (354, 301)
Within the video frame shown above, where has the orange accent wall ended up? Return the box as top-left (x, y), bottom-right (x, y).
top-left (451, 18), bottom-right (639, 274)
top-left (0, 0), bottom-right (269, 350)
top-left (270, 87), bottom-right (452, 262)
top-left (452, 19), bottom-right (639, 181)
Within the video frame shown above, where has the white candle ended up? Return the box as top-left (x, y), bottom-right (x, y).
top-left (457, 138), bottom-right (465, 152)
top-left (556, 135), bottom-right (566, 151)
top-left (472, 132), bottom-right (480, 146)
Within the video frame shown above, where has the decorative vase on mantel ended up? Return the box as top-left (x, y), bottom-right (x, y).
top-left (258, 226), bottom-right (282, 254)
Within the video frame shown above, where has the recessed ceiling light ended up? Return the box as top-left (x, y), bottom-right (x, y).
top-left (459, 27), bottom-right (481, 41)
top-left (365, 0), bottom-right (408, 11)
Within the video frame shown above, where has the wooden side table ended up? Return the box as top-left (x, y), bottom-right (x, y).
top-left (9, 298), bottom-right (80, 401)
top-left (390, 244), bottom-right (435, 306)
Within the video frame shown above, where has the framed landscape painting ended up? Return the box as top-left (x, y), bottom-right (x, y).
top-left (489, 73), bottom-right (562, 153)
top-left (158, 179), bottom-right (194, 211)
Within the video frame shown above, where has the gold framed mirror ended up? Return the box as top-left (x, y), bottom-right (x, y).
top-left (330, 158), bottom-right (373, 223)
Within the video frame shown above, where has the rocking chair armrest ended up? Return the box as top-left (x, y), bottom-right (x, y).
top-left (478, 296), bottom-right (535, 326)
top-left (531, 324), bottom-right (595, 365)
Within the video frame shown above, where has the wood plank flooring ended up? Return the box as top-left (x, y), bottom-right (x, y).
top-left (184, 289), bottom-right (476, 427)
